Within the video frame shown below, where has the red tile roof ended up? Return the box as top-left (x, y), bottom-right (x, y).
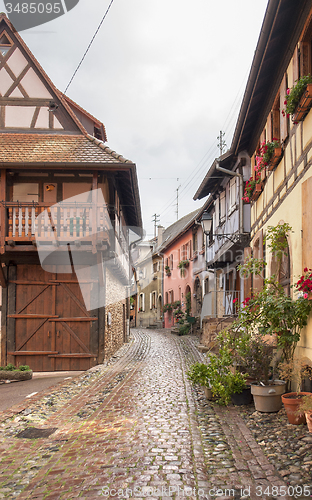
top-left (0, 133), bottom-right (133, 165)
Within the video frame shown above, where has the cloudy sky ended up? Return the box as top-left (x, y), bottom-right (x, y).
top-left (1, 0), bottom-right (268, 238)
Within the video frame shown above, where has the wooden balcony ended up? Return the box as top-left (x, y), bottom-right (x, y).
top-left (0, 201), bottom-right (112, 253)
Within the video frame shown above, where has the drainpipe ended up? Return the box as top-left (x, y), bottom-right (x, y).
top-left (216, 164), bottom-right (243, 235)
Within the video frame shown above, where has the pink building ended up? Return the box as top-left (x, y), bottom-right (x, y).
top-left (159, 208), bottom-right (207, 328)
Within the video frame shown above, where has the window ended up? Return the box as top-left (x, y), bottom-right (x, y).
top-left (229, 177), bottom-right (237, 214)
top-left (150, 291), bottom-right (157, 309)
top-left (138, 293), bottom-right (145, 312)
top-left (153, 261), bottom-right (159, 273)
top-left (169, 290), bottom-right (174, 303)
top-left (169, 254), bottom-right (173, 270)
top-left (193, 232), bottom-right (198, 253)
top-left (220, 191), bottom-right (226, 223)
top-left (214, 198), bottom-right (219, 227)
top-left (204, 278), bottom-right (209, 294)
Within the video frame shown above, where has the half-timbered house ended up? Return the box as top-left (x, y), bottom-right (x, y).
top-left (0, 14), bottom-right (142, 370)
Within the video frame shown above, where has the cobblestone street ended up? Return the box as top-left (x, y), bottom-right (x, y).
top-left (0, 329), bottom-right (311, 500)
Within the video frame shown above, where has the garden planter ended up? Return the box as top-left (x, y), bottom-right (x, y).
top-left (203, 386), bottom-right (212, 400)
top-left (250, 380), bottom-right (286, 412)
top-left (251, 184), bottom-right (262, 201)
top-left (281, 392), bottom-right (312, 425)
top-left (267, 147), bottom-right (283, 171)
top-left (231, 386), bottom-right (252, 405)
top-left (305, 411), bottom-right (312, 433)
top-left (292, 83), bottom-right (312, 122)
top-left (0, 370), bottom-right (32, 381)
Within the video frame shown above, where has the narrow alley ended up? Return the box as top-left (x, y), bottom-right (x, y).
top-left (0, 330), bottom-right (310, 500)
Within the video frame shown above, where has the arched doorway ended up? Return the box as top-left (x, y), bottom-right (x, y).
top-left (185, 285), bottom-right (191, 317)
top-left (194, 277), bottom-right (202, 315)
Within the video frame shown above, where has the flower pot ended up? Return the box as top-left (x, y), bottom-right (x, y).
top-left (250, 380), bottom-right (286, 412)
top-left (267, 147), bottom-right (283, 171)
top-left (231, 386), bottom-right (252, 406)
top-left (251, 183), bottom-right (262, 201)
top-left (281, 392), bottom-right (311, 425)
top-left (292, 83), bottom-right (312, 122)
top-left (305, 411), bottom-right (312, 433)
top-left (0, 370), bottom-right (32, 381)
top-left (203, 386), bottom-right (212, 400)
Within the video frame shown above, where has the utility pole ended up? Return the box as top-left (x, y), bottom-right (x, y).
top-left (152, 213), bottom-right (160, 239)
top-left (217, 130), bottom-right (227, 156)
top-left (176, 184), bottom-right (181, 221)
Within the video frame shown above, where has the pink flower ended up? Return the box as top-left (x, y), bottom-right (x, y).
top-left (304, 293), bottom-right (308, 299)
top-left (233, 298), bottom-right (238, 304)
top-left (287, 88), bottom-right (290, 95)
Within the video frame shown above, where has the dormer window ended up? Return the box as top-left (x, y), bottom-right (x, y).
top-left (0, 32), bottom-right (12, 56)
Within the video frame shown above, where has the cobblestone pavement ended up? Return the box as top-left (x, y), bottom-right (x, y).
top-left (0, 329), bottom-right (310, 500)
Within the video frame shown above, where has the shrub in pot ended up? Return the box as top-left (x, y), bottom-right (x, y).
top-left (278, 358), bottom-right (312, 424)
top-left (186, 362), bottom-right (212, 399)
top-left (297, 395), bottom-right (312, 432)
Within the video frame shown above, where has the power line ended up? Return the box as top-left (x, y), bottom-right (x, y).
top-left (64, 0), bottom-right (115, 94)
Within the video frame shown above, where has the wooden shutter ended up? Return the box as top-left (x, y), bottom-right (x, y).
top-left (280, 75), bottom-right (288, 142)
top-left (302, 177), bottom-right (312, 269)
top-left (253, 230), bottom-right (264, 293)
top-left (293, 45), bottom-right (299, 82)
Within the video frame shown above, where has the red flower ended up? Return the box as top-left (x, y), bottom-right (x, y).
top-left (233, 298), bottom-right (238, 304)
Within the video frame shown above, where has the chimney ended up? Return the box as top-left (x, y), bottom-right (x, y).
top-left (157, 225), bottom-right (164, 246)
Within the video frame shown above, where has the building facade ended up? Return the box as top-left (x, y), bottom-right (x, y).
top-left (0, 15), bottom-right (142, 370)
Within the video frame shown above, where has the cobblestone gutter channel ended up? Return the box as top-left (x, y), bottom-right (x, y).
top-left (0, 330), bottom-right (310, 500)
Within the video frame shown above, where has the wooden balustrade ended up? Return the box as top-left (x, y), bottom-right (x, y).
top-left (1, 202), bottom-right (112, 248)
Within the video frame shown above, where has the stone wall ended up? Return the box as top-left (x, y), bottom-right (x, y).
top-left (201, 317), bottom-right (234, 350)
top-left (104, 267), bottom-right (127, 361)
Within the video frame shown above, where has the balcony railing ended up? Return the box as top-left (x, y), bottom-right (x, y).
top-left (203, 290), bottom-right (240, 318)
top-left (1, 201), bottom-right (111, 249)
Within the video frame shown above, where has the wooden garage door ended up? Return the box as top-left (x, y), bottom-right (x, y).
top-left (7, 265), bottom-right (98, 371)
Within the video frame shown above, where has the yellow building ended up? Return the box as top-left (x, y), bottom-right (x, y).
top-left (230, 1), bottom-right (312, 366)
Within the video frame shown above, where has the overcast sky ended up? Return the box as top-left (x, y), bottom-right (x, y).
top-left (0, 0), bottom-right (269, 238)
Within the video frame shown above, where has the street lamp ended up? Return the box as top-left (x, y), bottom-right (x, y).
top-left (200, 212), bottom-right (237, 243)
top-left (201, 212), bottom-right (213, 235)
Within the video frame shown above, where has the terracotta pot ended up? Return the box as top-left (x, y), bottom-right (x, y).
top-left (250, 380), bottom-right (286, 412)
top-left (305, 411), bottom-right (312, 433)
top-left (292, 83), bottom-right (312, 122)
top-left (281, 392), bottom-right (312, 425)
top-left (201, 386), bottom-right (212, 400)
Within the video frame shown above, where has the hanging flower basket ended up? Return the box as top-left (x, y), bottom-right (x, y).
top-left (292, 83), bottom-right (312, 123)
top-left (267, 147), bottom-right (283, 171)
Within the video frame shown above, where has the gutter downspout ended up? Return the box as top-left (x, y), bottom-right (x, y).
top-left (216, 164), bottom-right (243, 235)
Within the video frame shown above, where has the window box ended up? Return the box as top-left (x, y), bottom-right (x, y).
top-left (267, 147), bottom-right (283, 171)
top-left (292, 83), bottom-right (312, 123)
top-left (250, 183), bottom-right (262, 201)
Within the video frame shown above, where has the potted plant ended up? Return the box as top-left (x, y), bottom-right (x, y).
top-left (256, 139), bottom-right (282, 172)
top-left (178, 260), bottom-right (189, 277)
top-left (242, 172), bottom-right (262, 203)
top-left (283, 74), bottom-right (312, 123)
top-left (294, 267), bottom-right (312, 299)
top-left (297, 394), bottom-right (312, 432)
top-left (165, 265), bottom-right (171, 276)
top-left (278, 358), bottom-right (312, 425)
top-left (163, 303), bottom-right (173, 314)
top-left (0, 364), bottom-right (32, 381)
top-left (187, 362), bottom-right (212, 399)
